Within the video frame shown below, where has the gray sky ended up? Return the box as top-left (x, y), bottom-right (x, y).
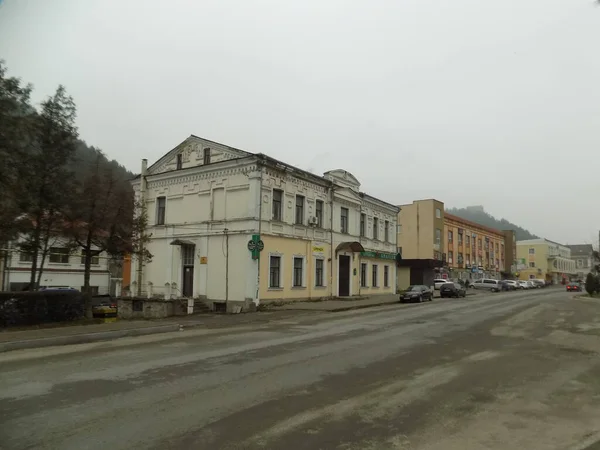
top-left (1, 0), bottom-right (599, 245)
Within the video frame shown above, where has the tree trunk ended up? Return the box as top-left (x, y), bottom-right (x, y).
top-left (36, 235), bottom-right (51, 289)
top-left (28, 226), bottom-right (41, 291)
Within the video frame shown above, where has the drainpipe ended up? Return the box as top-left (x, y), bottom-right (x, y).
top-left (136, 158), bottom-right (148, 297)
top-left (329, 184), bottom-right (335, 299)
top-left (224, 228), bottom-right (229, 304)
top-left (255, 157), bottom-right (264, 305)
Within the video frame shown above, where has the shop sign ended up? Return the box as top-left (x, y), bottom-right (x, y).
top-left (360, 251), bottom-right (397, 260)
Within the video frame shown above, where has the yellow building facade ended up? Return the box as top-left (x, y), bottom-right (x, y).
top-left (444, 213), bottom-right (506, 279)
top-left (516, 239), bottom-right (576, 283)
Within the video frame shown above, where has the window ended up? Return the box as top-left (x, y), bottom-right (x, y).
top-left (528, 248), bottom-right (535, 254)
top-left (435, 228), bottom-right (441, 245)
top-left (19, 252), bottom-right (33, 262)
top-left (315, 200), bottom-right (324, 227)
top-left (448, 231), bottom-right (453, 243)
top-left (384, 220), bottom-right (389, 242)
top-left (458, 233), bottom-right (463, 245)
top-left (156, 196), bottom-right (166, 225)
top-left (466, 254), bottom-right (471, 265)
top-left (448, 251), bottom-right (454, 264)
top-left (478, 239), bottom-right (482, 249)
top-left (436, 208), bottom-right (441, 219)
top-left (384, 265), bottom-right (389, 287)
top-left (182, 245), bottom-right (195, 265)
top-left (80, 250), bottom-right (100, 265)
top-left (495, 258), bottom-right (499, 268)
top-left (293, 257), bottom-right (304, 287)
top-left (397, 224), bottom-right (402, 234)
top-left (49, 247), bottom-right (70, 264)
top-left (360, 263), bottom-right (368, 287)
top-left (458, 252), bottom-right (463, 264)
top-left (373, 217), bottom-right (379, 240)
top-left (360, 213), bottom-right (366, 237)
top-left (529, 262), bottom-right (535, 268)
top-left (269, 256), bottom-right (281, 288)
top-left (295, 195), bottom-right (305, 225)
top-left (340, 207), bottom-right (349, 233)
top-left (203, 148), bottom-right (211, 165)
top-left (176, 153), bottom-right (183, 170)
top-left (495, 243), bottom-right (499, 253)
top-left (315, 259), bottom-right (324, 287)
top-left (466, 235), bottom-right (470, 246)
top-left (272, 190), bottom-right (283, 221)
top-left (372, 264), bottom-right (378, 287)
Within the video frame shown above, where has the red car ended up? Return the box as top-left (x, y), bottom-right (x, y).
top-left (566, 283), bottom-right (582, 292)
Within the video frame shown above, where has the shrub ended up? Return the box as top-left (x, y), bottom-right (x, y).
top-left (0, 290), bottom-right (84, 328)
top-left (585, 273), bottom-right (598, 296)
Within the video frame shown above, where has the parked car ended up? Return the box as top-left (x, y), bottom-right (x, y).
top-left (472, 278), bottom-right (501, 292)
top-left (530, 279), bottom-right (545, 288)
top-left (517, 281), bottom-right (530, 289)
top-left (433, 279), bottom-right (448, 290)
top-left (503, 280), bottom-right (519, 290)
top-left (400, 285), bottom-right (433, 303)
top-left (498, 280), bottom-right (513, 291)
top-left (91, 295), bottom-right (117, 318)
top-left (440, 282), bottom-right (467, 298)
top-left (566, 282), bottom-right (582, 292)
top-left (525, 280), bottom-right (536, 289)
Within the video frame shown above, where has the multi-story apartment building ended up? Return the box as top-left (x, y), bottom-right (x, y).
top-left (396, 199), bottom-right (445, 288)
top-left (503, 229), bottom-right (518, 273)
top-left (130, 135), bottom-right (399, 312)
top-left (568, 244), bottom-right (595, 280)
top-left (444, 213), bottom-right (506, 279)
top-left (516, 238), bottom-right (576, 283)
top-left (2, 237), bottom-right (111, 293)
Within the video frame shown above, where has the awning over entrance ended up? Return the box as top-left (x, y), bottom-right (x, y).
top-left (170, 239), bottom-right (195, 246)
top-left (335, 241), bottom-right (365, 253)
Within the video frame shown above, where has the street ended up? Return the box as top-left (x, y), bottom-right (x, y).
top-left (2, 288), bottom-right (600, 450)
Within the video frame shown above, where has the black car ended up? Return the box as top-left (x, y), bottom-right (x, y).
top-left (566, 282), bottom-right (582, 292)
top-left (400, 285), bottom-right (433, 303)
top-left (440, 282), bottom-right (467, 298)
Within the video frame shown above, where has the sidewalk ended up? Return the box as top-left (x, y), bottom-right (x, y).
top-left (272, 294), bottom-right (400, 312)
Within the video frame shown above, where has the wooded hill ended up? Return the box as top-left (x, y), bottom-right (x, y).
top-left (446, 205), bottom-right (538, 241)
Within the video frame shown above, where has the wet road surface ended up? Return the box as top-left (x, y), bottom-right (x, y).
top-left (2, 288), bottom-right (600, 450)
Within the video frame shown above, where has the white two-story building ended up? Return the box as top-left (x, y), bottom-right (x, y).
top-left (130, 135), bottom-right (399, 311)
top-left (2, 237), bottom-right (111, 293)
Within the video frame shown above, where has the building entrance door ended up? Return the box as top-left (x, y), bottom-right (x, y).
top-left (182, 245), bottom-right (195, 297)
top-left (338, 255), bottom-right (351, 297)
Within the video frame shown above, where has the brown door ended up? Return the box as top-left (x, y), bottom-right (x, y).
top-left (183, 266), bottom-right (194, 297)
top-left (338, 255), bottom-right (351, 297)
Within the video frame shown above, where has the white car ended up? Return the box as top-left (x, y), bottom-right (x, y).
top-left (517, 281), bottom-right (529, 289)
top-left (504, 280), bottom-right (519, 289)
top-left (433, 279), bottom-right (448, 290)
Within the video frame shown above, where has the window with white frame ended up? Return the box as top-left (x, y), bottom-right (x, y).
top-left (360, 213), bottom-right (366, 237)
top-left (295, 195), bottom-right (304, 225)
top-left (384, 220), bottom-right (389, 242)
top-left (315, 258), bottom-right (324, 287)
top-left (80, 250), bottom-right (100, 265)
top-left (340, 207), bottom-right (349, 233)
top-left (360, 263), bottom-right (368, 287)
top-left (315, 200), bottom-right (324, 227)
top-left (372, 264), bottom-right (378, 287)
top-left (293, 257), bottom-right (304, 287)
top-left (19, 252), bottom-right (33, 262)
top-left (269, 255), bottom-right (282, 288)
top-left (436, 208), bottom-right (441, 219)
top-left (156, 196), bottom-right (166, 225)
top-left (272, 190), bottom-right (283, 221)
top-left (373, 217), bottom-right (379, 240)
top-left (49, 247), bottom-right (70, 264)
top-left (528, 248), bottom-right (535, 254)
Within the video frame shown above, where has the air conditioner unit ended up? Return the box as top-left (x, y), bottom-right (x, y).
top-left (308, 216), bottom-right (318, 226)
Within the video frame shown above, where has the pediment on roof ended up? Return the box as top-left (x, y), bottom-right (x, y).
top-left (323, 169), bottom-right (361, 190)
top-left (334, 186), bottom-right (362, 205)
top-left (146, 135), bottom-right (252, 175)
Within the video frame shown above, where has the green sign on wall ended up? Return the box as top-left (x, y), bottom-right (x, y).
top-left (360, 251), bottom-right (397, 261)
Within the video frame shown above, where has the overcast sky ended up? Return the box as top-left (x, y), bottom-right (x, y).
top-left (1, 0), bottom-right (599, 245)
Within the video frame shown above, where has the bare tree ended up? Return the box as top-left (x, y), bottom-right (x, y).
top-left (19, 86), bottom-right (78, 290)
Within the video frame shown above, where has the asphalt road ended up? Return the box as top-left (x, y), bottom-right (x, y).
top-left (2, 287), bottom-right (600, 450)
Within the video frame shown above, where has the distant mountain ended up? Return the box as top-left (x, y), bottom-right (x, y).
top-left (73, 140), bottom-right (134, 182)
top-left (446, 205), bottom-right (539, 241)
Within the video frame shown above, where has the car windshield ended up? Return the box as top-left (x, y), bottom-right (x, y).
top-left (406, 286), bottom-right (420, 291)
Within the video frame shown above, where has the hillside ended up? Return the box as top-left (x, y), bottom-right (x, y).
top-left (446, 206), bottom-right (538, 241)
top-left (74, 140), bottom-right (134, 182)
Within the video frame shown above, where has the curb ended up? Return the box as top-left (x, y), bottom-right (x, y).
top-left (326, 301), bottom-right (400, 313)
top-left (0, 324), bottom-right (182, 353)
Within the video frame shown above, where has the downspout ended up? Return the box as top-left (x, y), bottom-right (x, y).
top-left (224, 228), bottom-right (229, 304)
top-left (255, 157), bottom-right (264, 305)
top-left (136, 158), bottom-right (148, 297)
top-left (329, 184), bottom-right (334, 299)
